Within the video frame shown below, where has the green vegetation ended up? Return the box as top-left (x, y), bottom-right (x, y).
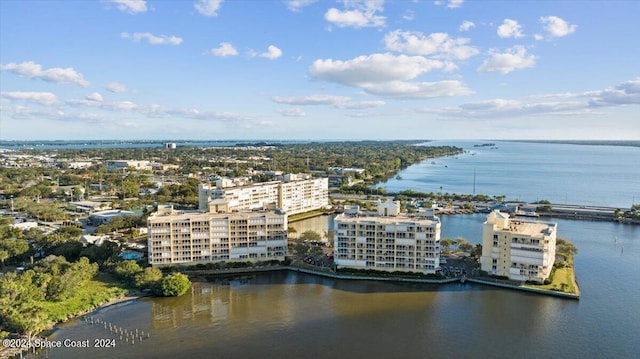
top-left (535, 199), bottom-right (553, 212)
top-left (155, 272), bottom-right (191, 297)
top-left (526, 237), bottom-right (579, 295)
top-left (0, 256), bottom-right (126, 337)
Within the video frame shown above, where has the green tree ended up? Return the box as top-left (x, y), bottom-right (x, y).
top-left (52, 241), bottom-right (84, 261)
top-left (292, 239), bottom-right (310, 261)
top-left (300, 230), bottom-right (321, 242)
top-left (556, 237), bottom-right (578, 257)
top-left (154, 273), bottom-right (191, 297)
top-left (459, 241), bottom-right (474, 253)
top-left (440, 238), bottom-right (452, 253)
top-left (471, 244), bottom-right (483, 259)
top-left (134, 267), bottom-right (163, 290)
top-left (0, 249), bottom-right (8, 269)
top-left (113, 260), bottom-right (143, 283)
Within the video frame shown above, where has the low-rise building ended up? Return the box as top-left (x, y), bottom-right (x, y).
top-left (147, 204), bottom-right (287, 267)
top-left (88, 210), bottom-right (137, 225)
top-left (333, 201), bottom-right (441, 274)
top-left (480, 210), bottom-right (557, 283)
top-left (105, 160), bottom-right (152, 171)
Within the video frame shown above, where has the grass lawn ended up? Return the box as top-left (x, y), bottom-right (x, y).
top-left (529, 266), bottom-right (577, 294)
top-left (525, 257), bottom-right (579, 295)
top-left (40, 273), bottom-right (128, 324)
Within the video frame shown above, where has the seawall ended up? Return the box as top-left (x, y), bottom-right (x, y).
top-left (183, 266), bottom-right (579, 299)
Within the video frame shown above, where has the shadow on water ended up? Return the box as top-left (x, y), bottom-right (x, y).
top-left (198, 270), bottom-right (490, 294)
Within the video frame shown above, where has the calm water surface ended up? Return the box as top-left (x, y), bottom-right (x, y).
top-left (378, 140), bottom-right (640, 208)
top-left (41, 217), bottom-right (639, 359)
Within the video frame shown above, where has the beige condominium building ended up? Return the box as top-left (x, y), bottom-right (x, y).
top-left (198, 174), bottom-right (328, 216)
top-left (334, 201), bottom-right (441, 274)
top-left (147, 204), bottom-right (287, 267)
top-left (480, 210), bottom-right (557, 283)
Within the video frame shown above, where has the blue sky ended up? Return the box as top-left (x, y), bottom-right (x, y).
top-left (1, 0), bottom-right (639, 140)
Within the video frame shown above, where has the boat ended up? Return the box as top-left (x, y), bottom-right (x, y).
top-left (396, 175), bottom-right (403, 180)
top-left (460, 275), bottom-right (467, 283)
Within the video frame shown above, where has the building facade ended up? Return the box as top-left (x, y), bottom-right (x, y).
top-left (198, 174), bottom-right (328, 216)
top-left (480, 210), bottom-right (557, 283)
top-left (333, 202), bottom-right (441, 274)
top-left (147, 205), bottom-right (287, 267)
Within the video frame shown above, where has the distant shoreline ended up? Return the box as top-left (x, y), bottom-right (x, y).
top-left (503, 139), bottom-right (640, 148)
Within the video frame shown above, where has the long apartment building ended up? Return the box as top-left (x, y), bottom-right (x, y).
top-left (480, 210), bottom-right (557, 283)
top-left (334, 201), bottom-right (441, 274)
top-left (198, 173), bottom-right (328, 216)
top-left (147, 204), bottom-right (287, 267)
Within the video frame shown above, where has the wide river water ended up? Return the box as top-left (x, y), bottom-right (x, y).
top-left (39, 215), bottom-right (639, 359)
top-left (378, 140), bottom-right (640, 208)
top-left (37, 141), bottom-right (639, 359)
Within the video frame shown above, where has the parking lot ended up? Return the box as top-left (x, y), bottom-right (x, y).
top-left (439, 253), bottom-right (480, 277)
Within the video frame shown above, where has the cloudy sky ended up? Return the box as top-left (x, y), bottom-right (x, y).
top-left (1, 0), bottom-right (639, 140)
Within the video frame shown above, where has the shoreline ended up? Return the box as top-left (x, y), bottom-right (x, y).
top-left (184, 265), bottom-right (580, 300)
top-left (0, 293), bottom-right (147, 359)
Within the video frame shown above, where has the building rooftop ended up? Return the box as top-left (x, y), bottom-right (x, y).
top-left (336, 213), bottom-right (439, 225)
top-left (500, 219), bottom-right (556, 236)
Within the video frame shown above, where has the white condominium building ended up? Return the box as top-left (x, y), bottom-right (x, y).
top-left (334, 202), bottom-right (441, 274)
top-left (198, 174), bottom-right (328, 216)
top-left (480, 210), bottom-right (557, 283)
top-left (147, 204), bottom-right (287, 267)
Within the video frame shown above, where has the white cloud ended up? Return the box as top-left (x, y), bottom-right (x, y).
top-left (3, 105), bottom-right (106, 123)
top-left (66, 98), bottom-right (138, 111)
top-left (273, 94), bottom-right (385, 109)
top-left (1, 91), bottom-right (59, 106)
top-left (277, 108), bottom-right (307, 117)
top-left (477, 46), bottom-right (536, 74)
top-left (208, 42), bottom-right (238, 57)
top-left (147, 105), bottom-right (252, 122)
top-left (86, 92), bottom-right (103, 102)
top-left (359, 80), bottom-right (473, 99)
top-left (105, 0), bottom-right (148, 14)
top-left (383, 30), bottom-right (479, 60)
top-left (194, 0), bottom-right (223, 17)
top-left (284, 0), bottom-right (317, 12)
top-left (107, 101), bottom-right (138, 111)
top-left (402, 10), bottom-right (415, 21)
top-left (458, 98), bottom-right (584, 118)
top-left (538, 16), bottom-right (577, 39)
top-left (1, 61), bottom-right (90, 87)
top-left (273, 94), bottom-right (351, 105)
top-left (260, 45), bottom-right (283, 60)
top-left (106, 82), bottom-right (128, 93)
top-left (434, 0), bottom-right (464, 9)
top-left (309, 52), bottom-right (472, 99)
top-left (427, 78), bottom-right (640, 119)
top-left (325, 0), bottom-right (386, 28)
top-left (309, 53), bottom-right (444, 86)
top-left (459, 20), bottom-right (475, 32)
top-left (335, 100), bottom-right (386, 109)
top-left (121, 32), bottom-right (183, 45)
top-left (497, 19), bottom-right (524, 38)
